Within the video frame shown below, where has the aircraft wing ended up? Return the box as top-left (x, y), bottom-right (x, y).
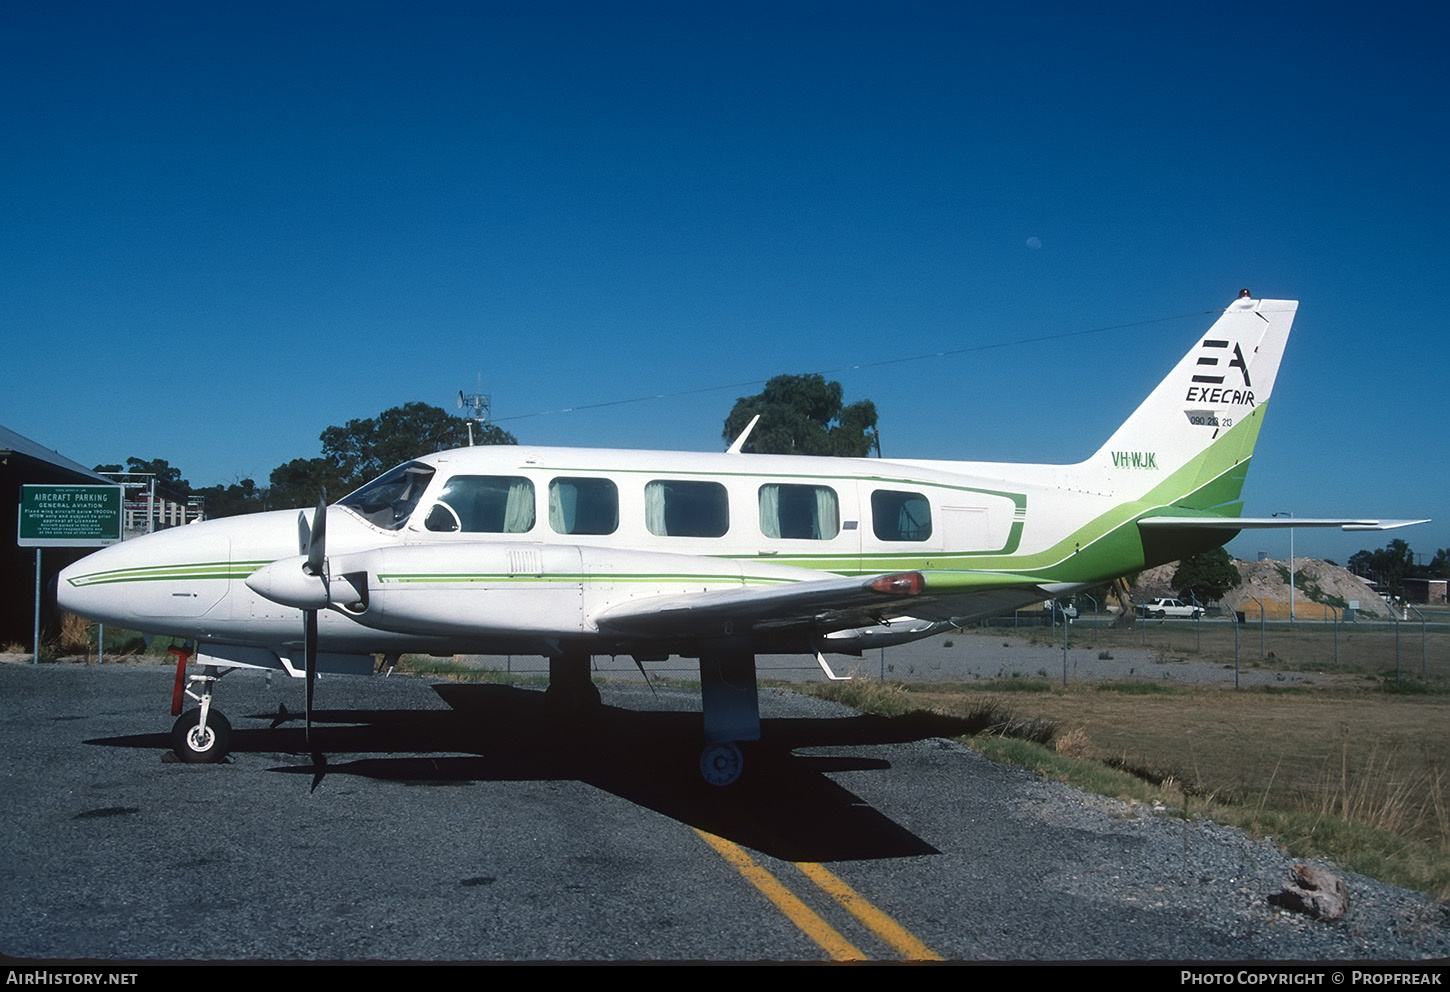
top-left (591, 569), bottom-right (1047, 638)
top-left (1139, 516), bottom-right (1429, 532)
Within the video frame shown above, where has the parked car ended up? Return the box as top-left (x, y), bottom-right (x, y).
top-left (1135, 598), bottom-right (1203, 619)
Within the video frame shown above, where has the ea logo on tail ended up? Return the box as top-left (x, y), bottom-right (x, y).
top-left (1186, 338), bottom-right (1255, 407)
top-left (1228, 342), bottom-right (1252, 388)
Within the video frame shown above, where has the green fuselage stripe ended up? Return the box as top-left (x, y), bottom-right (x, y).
top-left (65, 413), bottom-right (1262, 594)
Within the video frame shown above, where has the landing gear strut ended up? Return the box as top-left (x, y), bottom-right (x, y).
top-left (698, 643), bottom-right (759, 787)
top-left (544, 650), bottom-right (602, 716)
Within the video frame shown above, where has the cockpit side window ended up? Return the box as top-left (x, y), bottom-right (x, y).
top-left (423, 475), bottom-right (535, 533)
top-left (338, 463), bottom-right (437, 530)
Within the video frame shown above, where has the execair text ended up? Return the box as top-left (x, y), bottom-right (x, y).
top-left (1185, 386), bottom-right (1255, 407)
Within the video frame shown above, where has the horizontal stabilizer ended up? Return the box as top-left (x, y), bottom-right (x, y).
top-left (1138, 516), bottom-right (1429, 532)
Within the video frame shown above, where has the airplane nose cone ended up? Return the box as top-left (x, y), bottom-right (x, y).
top-left (56, 559), bottom-right (101, 618)
top-left (56, 528), bottom-right (234, 625)
top-left (245, 556), bottom-right (329, 610)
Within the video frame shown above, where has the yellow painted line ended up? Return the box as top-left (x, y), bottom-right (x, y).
top-left (793, 861), bottom-right (944, 961)
top-left (693, 829), bottom-right (866, 961)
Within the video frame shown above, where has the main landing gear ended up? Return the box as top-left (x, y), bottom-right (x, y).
top-left (162, 642), bottom-right (766, 785)
top-left (546, 644), bottom-right (760, 787)
top-left (544, 650), bottom-right (603, 717)
top-left (168, 645), bottom-right (232, 763)
top-left (697, 644), bottom-right (759, 788)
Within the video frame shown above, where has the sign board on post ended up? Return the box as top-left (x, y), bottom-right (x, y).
top-left (17, 485), bottom-right (124, 547)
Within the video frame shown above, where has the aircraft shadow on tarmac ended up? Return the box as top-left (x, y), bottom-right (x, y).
top-left (86, 683), bottom-right (993, 862)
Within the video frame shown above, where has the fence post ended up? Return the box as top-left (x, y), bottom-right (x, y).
top-left (1393, 605), bottom-right (1401, 686)
top-left (1405, 603), bottom-right (1427, 679)
top-left (1234, 610), bottom-right (1240, 689)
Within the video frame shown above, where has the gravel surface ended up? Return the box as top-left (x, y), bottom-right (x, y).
top-left (971, 768), bottom-right (1450, 960)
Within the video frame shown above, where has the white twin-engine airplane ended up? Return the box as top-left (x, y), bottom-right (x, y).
top-left (58, 293), bottom-right (1424, 785)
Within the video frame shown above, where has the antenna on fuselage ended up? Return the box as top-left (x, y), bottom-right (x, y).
top-left (457, 374), bottom-right (492, 446)
top-left (726, 414), bottom-right (760, 454)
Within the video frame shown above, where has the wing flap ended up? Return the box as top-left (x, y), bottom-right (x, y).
top-left (591, 569), bottom-right (1046, 638)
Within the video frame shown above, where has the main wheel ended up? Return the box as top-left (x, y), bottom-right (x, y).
top-left (171, 709), bottom-right (231, 763)
top-left (700, 742), bottom-right (744, 787)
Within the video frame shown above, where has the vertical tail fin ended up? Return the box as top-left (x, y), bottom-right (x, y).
top-left (1087, 295), bottom-right (1298, 511)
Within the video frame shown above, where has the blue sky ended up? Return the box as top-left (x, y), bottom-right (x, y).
top-left (3, 1), bottom-right (1445, 563)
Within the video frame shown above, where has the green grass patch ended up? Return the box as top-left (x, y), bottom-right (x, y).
top-left (392, 655), bottom-right (547, 685)
top-left (1380, 678), bottom-right (1449, 696)
top-left (970, 736), bottom-right (1171, 805)
top-left (1092, 680), bottom-right (1178, 695)
top-left (1221, 805), bottom-right (1450, 901)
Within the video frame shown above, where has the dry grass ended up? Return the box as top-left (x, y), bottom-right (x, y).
top-left (803, 626), bottom-right (1450, 899)
top-left (1313, 743), bottom-right (1449, 847)
top-left (924, 685), bottom-right (1450, 835)
top-left (1054, 726), bottom-right (1092, 759)
top-left (57, 613), bottom-right (92, 655)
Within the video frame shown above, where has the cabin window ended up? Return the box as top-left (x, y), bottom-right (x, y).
top-left (548, 477), bottom-right (618, 535)
top-left (423, 476), bottom-right (535, 533)
top-left (758, 484), bottom-right (840, 540)
top-left (338, 462), bottom-right (437, 530)
top-left (871, 489), bottom-right (932, 541)
top-left (644, 480), bottom-right (728, 537)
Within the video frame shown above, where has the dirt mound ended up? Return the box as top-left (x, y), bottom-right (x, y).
top-left (1132, 557), bottom-right (1389, 620)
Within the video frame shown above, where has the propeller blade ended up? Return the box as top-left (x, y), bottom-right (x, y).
top-left (304, 607), bottom-right (317, 748)
top-left (302, 490), bottom-right (329, 757)
top-left (306, 492), bottom-right (327, 578)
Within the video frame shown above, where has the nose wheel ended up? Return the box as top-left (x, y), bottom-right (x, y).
top-left (172, 708), bottom-right (231, 763)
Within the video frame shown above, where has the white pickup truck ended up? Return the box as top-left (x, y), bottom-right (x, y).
top-left (1135, 598), bottom-right (1203, 619)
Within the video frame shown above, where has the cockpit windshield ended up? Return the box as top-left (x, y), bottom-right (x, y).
top-left (337, 462), bottom-right (437, 530)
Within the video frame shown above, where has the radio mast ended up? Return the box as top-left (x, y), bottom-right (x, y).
top-left (457, 374), bottom-right (492, 446)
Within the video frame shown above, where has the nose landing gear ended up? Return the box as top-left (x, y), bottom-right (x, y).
top-left (168, 646), bottom-right (233, 763)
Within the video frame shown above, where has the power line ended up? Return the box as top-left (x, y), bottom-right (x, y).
top-left (492, 309), bottom-right (1218, 423)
